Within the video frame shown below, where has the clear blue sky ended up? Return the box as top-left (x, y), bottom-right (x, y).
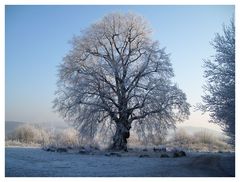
top-left (5, 5), bottom-right (234, 129)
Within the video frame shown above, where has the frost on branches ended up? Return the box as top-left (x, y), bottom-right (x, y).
top-left (200, 19), bottom-right (235, 145)
top-left (54, 13), bottom-right (190, 151)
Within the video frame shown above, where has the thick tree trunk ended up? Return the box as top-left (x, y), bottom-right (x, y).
top-left (111, 122), bottom-right (131, 151)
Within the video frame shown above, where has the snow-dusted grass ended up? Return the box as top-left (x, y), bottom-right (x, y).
top-left (5, 140), bottom-right (41, 147)
top-left (5, 147), bottom-right (235, 177)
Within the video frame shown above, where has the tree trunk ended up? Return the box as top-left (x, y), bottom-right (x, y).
top-left (111, 122), bottom-right (131, 151)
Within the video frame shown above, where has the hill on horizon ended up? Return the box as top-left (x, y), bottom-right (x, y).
top-left (5, 120), bottom-right (68, 135)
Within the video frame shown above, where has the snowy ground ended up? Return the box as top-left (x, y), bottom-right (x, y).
top-left (5, 147), bottom-right (235, 177)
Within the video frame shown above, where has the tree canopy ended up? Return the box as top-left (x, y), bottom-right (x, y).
top-left (54, 13), bottom-right (190, 150)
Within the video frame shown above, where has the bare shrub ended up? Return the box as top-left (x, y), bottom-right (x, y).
top-left (193, 130), bottom-right (215, 144)
top-left (47, 128), bottom-right (79, 148)
top-left (193, 131), bottom-right (231, 151)
top-left (7, 124), bottom-right (50, 146)
top-left (172, 129), bottom-right (192, 146)
top-left (149, 133), bottom-right (167, 146)
top-left (60, 128), bottom-right (79, 147)
top-left (35, 127), bottom-right (51, 146)
top-left (8, 124), bottom-right (38, 143)
top-left (168, 128), bottom-right (231, 152)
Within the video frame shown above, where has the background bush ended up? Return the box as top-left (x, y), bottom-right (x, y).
top-left (7, 124), bottom-right (50, 145)
top-left (169, 129), bottom-right (231, 152)
top-left (47, 128), bottom-right (79, 148)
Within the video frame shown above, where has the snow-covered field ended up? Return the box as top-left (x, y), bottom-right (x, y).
top-left (5, 147), bottom-right (235, 177)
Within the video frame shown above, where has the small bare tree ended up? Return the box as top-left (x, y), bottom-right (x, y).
top-left (54, 13), bottom-right (190, 151)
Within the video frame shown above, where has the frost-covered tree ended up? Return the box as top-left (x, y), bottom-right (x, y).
top-left (200, 19), bottom-right (235, 144)
top-left (54, 13), bottom-right (190, 151)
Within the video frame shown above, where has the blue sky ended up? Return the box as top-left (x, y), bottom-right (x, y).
top-left (5, 5), bottom-right (234, 130)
